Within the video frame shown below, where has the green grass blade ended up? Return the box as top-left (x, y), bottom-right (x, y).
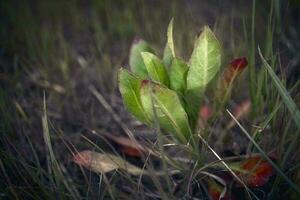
top-left (258, 47), bottom-right (300, 129)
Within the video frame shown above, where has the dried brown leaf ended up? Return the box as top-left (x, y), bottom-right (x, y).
top-left (73, 150), bottom-right (145, 175)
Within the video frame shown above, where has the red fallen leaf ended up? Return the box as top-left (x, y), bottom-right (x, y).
top-left (236, 156), bottom-right (274, 187)
top-left (208, 181), bottom-right (236, 200)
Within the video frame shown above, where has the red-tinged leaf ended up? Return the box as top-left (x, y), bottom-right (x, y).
top-left (236, 156), bottom-right (274, 187)
top-left (217, 57), bottom-right (248, 100)
top-left (230, 57), bottom-right (248, 71)
top-left (208, 181), bottom-right (236, 200)
top-left (223, 57), bottom-right (248, 84)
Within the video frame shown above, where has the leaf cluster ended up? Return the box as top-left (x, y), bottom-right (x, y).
top-left (119, 19), bottom-right (222, 143)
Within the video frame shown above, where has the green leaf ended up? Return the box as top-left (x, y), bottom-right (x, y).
top-left (187, 26), bottom-right (221, 91)
top-left (163, 45), bottom-right (173, 70)
top-left (118, 68), bottom-right (151, 124)
top-left (140, 81), bottom-right (191, 143)
top-left (182, 90), bottom-right (202, 130)
top-left (184, 26), bottom-right (221, 129)
top-left (129, 39), bottom-right (154, 78)
top-left (184, 26), bottom-right (221, 128)
top-left (169, 58), bottom-right (188, 93)
top-left (163, 18), bottom-right (175, 68)
top-left (167, 18), bottom-right (175, 57)
top-left (141, 52), bottom-right (170, 86)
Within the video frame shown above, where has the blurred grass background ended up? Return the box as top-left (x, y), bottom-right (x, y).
top-left (0, 0), bottom-right (300, 199)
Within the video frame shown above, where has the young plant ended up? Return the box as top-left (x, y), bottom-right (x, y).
top-left (119, 20), bottom-right (221, 144)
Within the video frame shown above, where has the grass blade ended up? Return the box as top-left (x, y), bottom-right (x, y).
top-left (258, 47), bottom-right (300, 129)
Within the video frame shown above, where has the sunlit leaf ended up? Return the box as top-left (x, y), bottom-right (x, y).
top-left (118, 68), bottom-right (151, 124)
top-left (185, 26), bottom-right (221, 129)
top-left (129, 39), bottom-right (154, 78)
top-left (167, 18), bottom-right (175, 57)
top-left (73, 150), bottom-right (145, 175)
top-left (141, 52), bottom-right (170, 86)
top-left (140, 81), bottom-right (191, 143)
top-left (169, 58), bottom-right (188, 93)
top-left (187, 26), bottom-right (221, 91)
